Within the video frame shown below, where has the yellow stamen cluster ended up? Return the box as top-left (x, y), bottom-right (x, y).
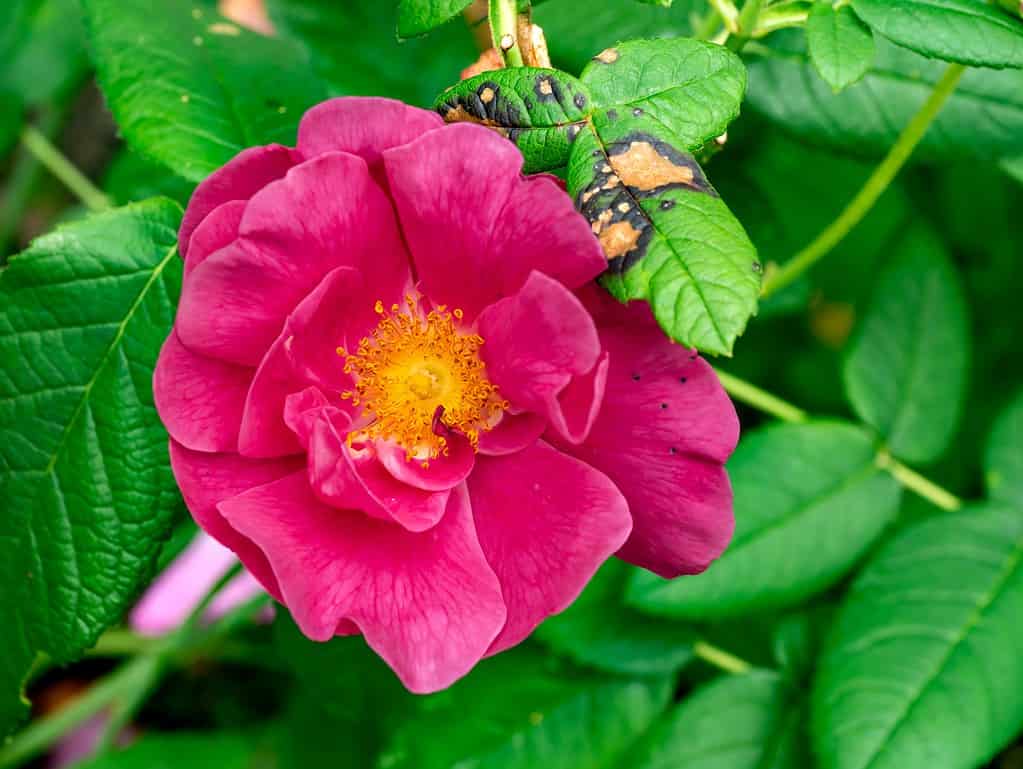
top-left (337, 296), bottom-right (506, 462)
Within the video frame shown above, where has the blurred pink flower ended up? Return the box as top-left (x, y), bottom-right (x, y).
top-left (154, 97), bottom-right (739, 693)
top-left (130, 532), bottom-right (267, 636)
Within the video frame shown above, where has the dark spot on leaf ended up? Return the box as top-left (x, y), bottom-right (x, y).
top-left (632, 107), bottom-right (644, 117)
top-left (660, 200), bottom-right (676, 211)
top-left (567, 125), bottom-right (581, 141)
top-left (752, 260), bottom-right (762, 273)
top-left (524, 97), bottom-right (533, 110)
top-left (534, 74), bottom-right (558, 102)
top-left (606, 109), bottom-right (618, 123)
top-left (574, 93), bottom-right (587, 110)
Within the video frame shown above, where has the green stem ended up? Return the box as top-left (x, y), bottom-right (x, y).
top-left (761, 63), bottom-right (967, 298)
top-left (695, 6), bottom-right (724, 39)
top-left (19, 125), bottom-right (110, 213)
top-left (87, 629), bottom-right (161, 658)
top-left (875, 451), bottom-right (963, 512)
top-left (715, 369), bottom-right (964, 511)
top-left (93, 654), bottom-right (163, 756)
top-left (0, 593), bottom-right (271, 768)
top-left (0, 648), bottom-right (167, 769)
top-left (714, 368), bottom-right (809, 423)
top-left (726, 0), bottom-right (765, 51)
top-left (708, 0), bottom-right (740, 33)
top-left (693, 641), bottom-right (752, 675)
top-left (752, 5), bottom-right (810, 37)
top-left (489, 0), bottom-right (524, 67)
top-left (0, 109), bottom-right (64, 261)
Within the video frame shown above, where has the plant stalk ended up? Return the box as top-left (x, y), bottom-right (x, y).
top-left (19, 125), bottom-right (111, 213)
top-left (488, 0), bottom-right (524, 66)
top-left (715, 369), bottom-right (963, 511)
top-left (693, 641), bottom-right (753, 674)
top-left (761, 63), bottom-right (967, 298)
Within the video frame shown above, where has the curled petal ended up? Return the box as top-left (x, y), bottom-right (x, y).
top-left (479, 272), bottom-right (607, 444)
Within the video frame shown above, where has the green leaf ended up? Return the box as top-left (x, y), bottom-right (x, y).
top-left (806, 2), bottom-right (876, 92)
top-left (843, 224), bottom-right (969, 463)
top-left (434, 68), bottom-right (591, 173)
top-left (76, 732), bottom-right (259, 769)
top-left (267, 0), bottom-right (477, 108)
top-left (274, 614), bottom-right (414, 724)
top-left (581, 37), bottom-right (747, 152)
top-left (812, 504), bottom-right (1023, 769)
top-left (379, 647), bottom-right (672, 769)
top-left (985, 389), bottom-right (1023, 506)
top-left (562, 39), bottom-right (756, 355)
top-left (535, 559), bottom-right (696, 675)
top-left (0, 0), bottom-right (88, 108)
top-left (534, 0), bottom-right (701, 74)
top-left (103, 150), bottom-right (195, 207)
top-left (635, 0), bottom-right (674, 8)
top-left (851, 0), bottom-right (1023, 69)
top-left (631, 671), bottom-right (810, 769)
top-left (83, 0), bottom-right (327, 182)
top-left (398, 0), bottom-right (473, 37)
top-left (746, 34), bottom-right (1023, 161)
top-left (0, 199), bottom-right (183, 736)
top-left (627, 421), bottom-right (901, 619)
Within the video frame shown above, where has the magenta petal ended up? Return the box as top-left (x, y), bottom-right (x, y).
top-left (238, 334), bottom-right (302, 458)
top-left (179, 144), bottom-right (297, 260)
top-left (478, 412), bottom-right (546, 456)
top-left (376, 434), bottom-right (475, 491)
top-left (153, 331), bottom-right (252, 453)
top-left (383, 124), bottom-right (605, 320)
top-left (130, 532), bottom-right (238, 636)
top-left (168, 440), bottom-right (304, 600)
top-left (184, 199), bottom-right (245, 277)
top-left (297, 97), bottom-right (444, 172)
top-left (478, 272), bottom-right (606, 443)
top-left (555, 297), bottom-right (739, 578)
top-left (177, 152), bottom-right (408, 366)
top-left (306, 412), bottom-right (450, 532)
top-left (468, 441), bottom-right (631, 655)
top-left (220, 473), bottom-right (506, 693)
top-left (238, 265), bottom-right (382, 458)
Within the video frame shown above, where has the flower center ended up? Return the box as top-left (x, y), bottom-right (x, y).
top-left (338, 297), bottom-right (506, 461)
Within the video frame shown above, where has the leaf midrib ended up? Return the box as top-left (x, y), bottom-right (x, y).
top-left (858, 531), bottom-right (1023, 769)
top-left (582, 120), bottom-right (729, 351)
top-left (38, 241), bottom-right (177, 476)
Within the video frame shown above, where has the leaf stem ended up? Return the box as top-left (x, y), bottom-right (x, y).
top-left (875, 450), bottom-right (963, 512)
top-left (714, 368), bottom-right (963, 511)
top-left (709, 0), bottom-right (741, 33)
top-left (20, 125), bottom-right (111, 213)
top-left (713, 368), bottom-right (809, 423)
top-left (693, 641), bottom-right (753, 674)
top-left (489, 0), bottom-right (524, 67)
top-left (761, 62), bottom-right (967, 298)
top-left (726, 0), bottom-right (765, 51)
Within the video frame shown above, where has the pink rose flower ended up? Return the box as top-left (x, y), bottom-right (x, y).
top-left (154, 97), bottom-right (739, 693)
